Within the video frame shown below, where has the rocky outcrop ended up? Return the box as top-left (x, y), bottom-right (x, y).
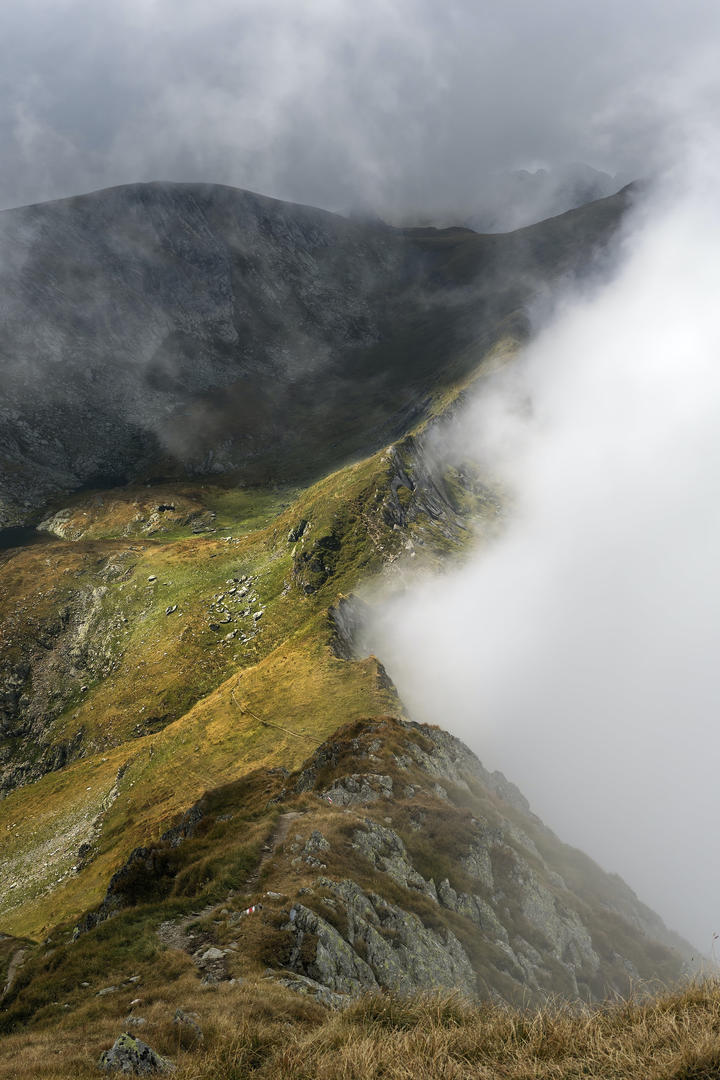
top-left (352, 820), bottom-right (438, 901)
top-left (293, 531), bottom-right (342, 594)
top-left (98, 1033), bottom-right (174, 1074)
top-left (322, 773), bottom-right (393, 806)
top-left (1, 714), bottom-right (691, 1020)
top-left (262, 718), bottom-right (694, 1004)
top-left (74, 803), bottom-right (205, 937)
top-left (0, 572), bottom-right (128, 795)
top-left (285, 877), bottom-right (476, 998)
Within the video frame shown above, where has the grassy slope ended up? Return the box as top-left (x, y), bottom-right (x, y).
top-left (0, 337), bottom-right (505, 941)
top-left (3, 980), bottom-right (720, 1080)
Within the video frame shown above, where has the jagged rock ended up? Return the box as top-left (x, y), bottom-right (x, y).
top-left (437, 878), bottom-right (509, 944)
top-left (98, 1033), bottom-right (174, 1074)
top-left (285, 878), bottom-right (476, 997)
top-left (352, 819), bottom-right (437, 900)
top-left (299, 830), bottom-right (331, 869)
top-left (461, 841), bottom-right (496, 894)
top-left (286, 902), bottom-right (376, 994)
top-left (502, 821), bottom-right (541, 860)
top-left (322, 773), bottom-right (393, 806)
top-left (38, 716), bottom-right (694, 1017)
top-left (328, 595), bottom-right (371, 659)
top-left (508, 850), bottom-right (600, 977)
top-left (293, 533), bottom-right (341, 593)
top-left (270, 971), bottom-right (350, 1009)
top-left (173, 1009), bottom-right (203, 1043)
top-left (287, 520), bottom-right (308, 543)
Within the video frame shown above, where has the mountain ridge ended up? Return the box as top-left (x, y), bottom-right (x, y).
top-left (0, 180), bottom-right (634, 529)
top-left (0, 716), bottom-right (695, 1028)
top-left (0, 178), bottom-right (696, 1077)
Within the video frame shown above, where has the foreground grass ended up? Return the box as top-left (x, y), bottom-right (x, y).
top-left (3, 980), bottom-right (720, 1079)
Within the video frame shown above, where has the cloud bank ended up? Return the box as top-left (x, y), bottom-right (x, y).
top-left (1, 0), bottom-right (720, 220)
top-left (369, 145), bottom-right (720, 949)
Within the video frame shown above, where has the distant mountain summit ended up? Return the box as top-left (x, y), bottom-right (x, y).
top-left (465, 163), bottom-right (625, 233)
top-left (0, 180), bottom-right (632, 527)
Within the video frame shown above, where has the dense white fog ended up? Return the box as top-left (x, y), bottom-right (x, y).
top-left (369, 148), bottom-right (720, 950)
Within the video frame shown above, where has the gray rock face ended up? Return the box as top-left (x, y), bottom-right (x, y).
top-left (270, 970), bottom-right (350, 1009)
top-left (268, 716), bottom-right (695, 1005)
top-left (172, 1009), bottom-right (203, 1044)
top-left (98, 1032), bottom-right (174, 1074)
top-left (322, 773), bottom-right (393, 806)
top-left (461, 841), bottom-right (496, 893)
top-left (0, 570), bottom-right (127, 795)
top-left (286, 878), bottom-right (476, 998)
top-left (352, 819), bottom-right (438, 901)
top-left (293, 830), bottom-right (331, 870)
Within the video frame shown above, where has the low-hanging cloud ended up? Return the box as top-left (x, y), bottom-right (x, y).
top-left (368, 143), bottom-right (720, 950)
top-left (2, 1), bottom-right (720, 221)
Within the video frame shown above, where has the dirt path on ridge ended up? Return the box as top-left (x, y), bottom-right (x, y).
top-left (156, 811), bottom-right (304, 962)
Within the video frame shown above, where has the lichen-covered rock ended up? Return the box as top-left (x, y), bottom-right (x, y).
top-left (286, 902), bottom-right (376, 994)
top-left (461, 840), bottom-right (496, 894)
top-left (295, 829), bottom-right (331, 869)
top-left (352, 819), bottom-right (437, 900)
top-left (98, 1032), bottom-right (175, 1074)
top-left (437, 878), bottom-right (509, 945)
top-left (285, 877), bottom-right (476, 998)
top-left (336, 879), bottom-right (475, 996)
top-left (397, 723), bottom-right (534, 817)
top-left (322, 773), bottom-right (393, 806)
top-left (172, 1009), bottom-right (203, 1043)
top-left (270, 971), bottom-right (350, 1009)
top-left (510, 851), bottom-right (599, 973)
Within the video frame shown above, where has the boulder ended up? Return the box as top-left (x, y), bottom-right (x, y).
top-left (173, 1008), bottom-right (203, 1043)
top-left (98, 1032), bottom-right (174, 1074)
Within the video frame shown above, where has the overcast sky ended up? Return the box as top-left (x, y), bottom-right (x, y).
top-left (1, 0), bottom-right (720, 217)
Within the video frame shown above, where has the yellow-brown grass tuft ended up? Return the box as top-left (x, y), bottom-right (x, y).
top-left (4, 979), bottom-right (720, 1079)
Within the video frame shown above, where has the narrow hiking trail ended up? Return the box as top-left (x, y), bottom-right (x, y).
top-left (156, 811), bottom-right (305, 979)
top-left (247, 810), bottom-right (304, 890)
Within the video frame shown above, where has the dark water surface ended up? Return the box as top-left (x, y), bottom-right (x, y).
top-left (0, 526), bottom-right (51, 552)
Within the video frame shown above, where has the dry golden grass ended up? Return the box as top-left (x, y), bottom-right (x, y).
top-left (3, 979), bottom-right (720, 1079)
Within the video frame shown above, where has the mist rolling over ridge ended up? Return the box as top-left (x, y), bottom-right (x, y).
top-left (2, 0), bottom-right (720, 224)
top-left (369, 149), bottom-right (720, 951)
top-left (5, 2), bottom-right (720, 1074)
